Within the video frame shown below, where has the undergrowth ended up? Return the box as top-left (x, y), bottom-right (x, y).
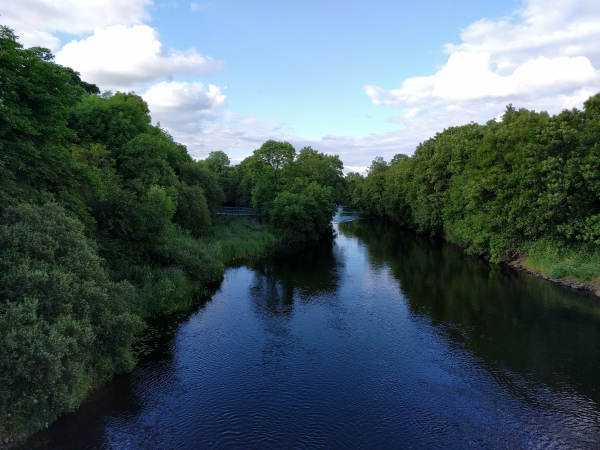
top-left (523, 239), bottom-right (600, 285)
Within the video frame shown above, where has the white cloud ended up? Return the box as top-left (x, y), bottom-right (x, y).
top-left (445, 0), bottom-right (600, 71)
top-left (365, 0), bottom-right (600, 148)
top-left (55, 25), bottom-right (225, 91)
top-left (2, 0), bottom-right (152, 50)
top-left (147, 98), bottom-right (421, 172)
top-left (143, 81), bottom-right (226, 133)
top-left (144, 81), bottom-right (226, 112)
top-left (190, 2), bottom-right (211, 11)
top-left (366, 53), bottom-right (598, 104)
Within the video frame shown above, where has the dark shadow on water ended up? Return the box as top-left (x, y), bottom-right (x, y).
top-left (339, 218), bottom-right (600, 405)
top-left (243, 236), bottom-right (341, 316)
top-left (19, 292), bottom-right (217, 450)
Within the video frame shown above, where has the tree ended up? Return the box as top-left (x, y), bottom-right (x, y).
top-left (69, 92), bottom-right (153, 154)
top-left (202, 150), bottom-right (230, 174)
top-left (270, 181), bottom-right (336, 240)
top-left (0, 203), bottom-right (141, 434)
top-left (249, 140), bottom-right (296, 209)
top-left (173, 183), bottom-right (212, 238)
top-left (178, 162), bottom-right (225, 212)
top-left (295, 146), bottom-right (346, 204)
top-left (0, 26), bottom-right (93, 220)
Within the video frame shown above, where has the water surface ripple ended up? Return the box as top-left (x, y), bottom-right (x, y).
top-left (23, 218), bottom-right (600, 449)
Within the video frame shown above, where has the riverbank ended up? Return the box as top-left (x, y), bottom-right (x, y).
top-left (394, 219), bottom-right (600, 298)
top-left (203, 216), bottom-right (281, 262)
top-left (498, 238), bottom-right (600, 297)
top-left (0, 216), bottom-right (283, 448)
top-left (505, 258), bottom-right (600, 297)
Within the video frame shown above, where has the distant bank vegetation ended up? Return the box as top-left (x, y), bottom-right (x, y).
top-left (345, 96), bottom-right (600, 283)
top-left (2, 21), bottom-right (600, 441)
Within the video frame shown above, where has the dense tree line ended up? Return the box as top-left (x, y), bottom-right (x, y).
top-left (199, 141), bottom-right (344, 240)
top-left (347, 99), bottom-right (600, 279)
top-left (0, 26), bottom-right (341, 438)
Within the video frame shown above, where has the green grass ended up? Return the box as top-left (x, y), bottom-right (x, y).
top-left (202, 216), bottom-right (281, 262)
top-left (108, 217), bottom-right (281, 319)
top-left (523, 239), bottom-right (600, 285)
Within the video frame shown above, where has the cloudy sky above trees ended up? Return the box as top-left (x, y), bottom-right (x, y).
top-left (4, 0), bottom-right (600, 172)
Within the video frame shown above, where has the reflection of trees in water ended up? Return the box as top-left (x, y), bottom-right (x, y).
top-left (23, 303), bottom-right (210, 449)
top-left (243, 237), bottom-right (342, 370)
top-left (246, 237), bottom-right (341, 316)
top-left (340, 219), bottom-right (600, 404)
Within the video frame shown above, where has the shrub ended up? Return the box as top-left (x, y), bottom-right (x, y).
top-left (0, 203), bottom-right (142, 435)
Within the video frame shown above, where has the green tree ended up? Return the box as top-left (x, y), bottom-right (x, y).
top-left (178, 162), bottom-right (225, 212)
top-left (69, 92), bottom-right (153, 154)
top-left (202, 150), bottom-right (230, 174)
top-left (295, 146), bottom-right (346, 204)
top-left (250, 140), bottom-right (296, 209)
top-left (173, 183), bottom-right (212, 238)
top-left (270, 180), bottom-right (336, 240)
top-left (0, 203), bottom-right (141, 435)
top-left (0, 26), bottom-right (92, 219)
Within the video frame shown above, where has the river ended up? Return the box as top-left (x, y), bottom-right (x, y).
top-left (22, 214), bottom-right (600, 449)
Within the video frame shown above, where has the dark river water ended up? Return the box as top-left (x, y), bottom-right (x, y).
top-left (23, 215), bottom-right (600, 449)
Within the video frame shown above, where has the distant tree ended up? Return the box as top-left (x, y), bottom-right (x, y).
top-left (270, 180), bottom-right (336, 240)
top-left (178, 162), bottom-right (226, 212)
top-left (295, 146), bottom-right (346, 204)
top-left (173, 183), bottom-right (212, 238)
top-left (202, 150), bottom-right (230, 174)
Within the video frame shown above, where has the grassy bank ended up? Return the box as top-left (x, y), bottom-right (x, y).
top-left (203, 216), bottom-right (281, 262)
top-left (519, 240), bottom-right (600, 288)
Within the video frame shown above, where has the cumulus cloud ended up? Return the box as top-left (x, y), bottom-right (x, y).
top-left (445, 0), bottom-right (600, 71)
top-left (144, 81), bottom-right (226, 112)
top-left (367, 53), bottom-right (597, 105)
top-left (365, 0), bottom-right (600, 142)
top-left (2, 0), bottom-right (152, 50)
top-left (55, 25), bottom-right (225, 91)
top-left (143, 81), bottom-right (226, 134)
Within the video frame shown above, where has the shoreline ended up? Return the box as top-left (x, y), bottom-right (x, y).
top-left (4, 217), bottom-right (284, 449)
top-left (504, 259), bottom-right (600, 297)
top-left (355, 215), bottom-right (600, 298)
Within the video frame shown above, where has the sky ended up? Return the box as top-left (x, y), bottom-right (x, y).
top-left (3, 0), bottom-right (600, 172)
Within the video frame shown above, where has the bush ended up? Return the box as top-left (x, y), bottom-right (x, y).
top-left (525, 239), bottom-right (600, 282)
top-left (112, 264), bottom-right (198, 317)
top-left (270, 181), bottom-right (336, 241)
top-left (0, 203), bottom-right (142, 435)
top-left (154, 227), bottom-right (224, 285)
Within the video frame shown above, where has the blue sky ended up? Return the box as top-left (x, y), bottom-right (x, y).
top-left (4, 0), bottom-right (600, 171)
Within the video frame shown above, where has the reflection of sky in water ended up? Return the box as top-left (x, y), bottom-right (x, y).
top-left (24, 220), bottom-right (600, 449)
top-left (332, 205), bottom-right (365, 223)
